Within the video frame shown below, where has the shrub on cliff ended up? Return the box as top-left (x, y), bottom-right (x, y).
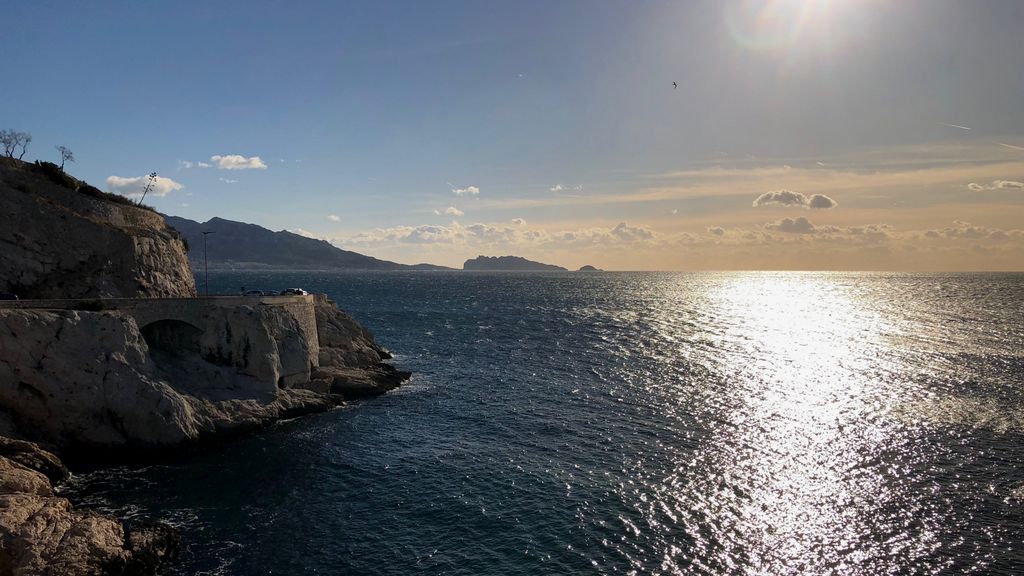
top-left (33, 160), bottom-right (77, 190)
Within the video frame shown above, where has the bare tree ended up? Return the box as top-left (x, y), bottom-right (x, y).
top-left (0, 130), bottom-right (31, 160)
top-left (0, 130), bottom-right (16, 157)
top-left (138, 172), bottom-right (158, 206)
top-left (55, 145), bottom-right (74, 171)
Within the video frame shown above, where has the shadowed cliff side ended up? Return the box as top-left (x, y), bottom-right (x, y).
top-left (0, 157), bottom-right (196, 299)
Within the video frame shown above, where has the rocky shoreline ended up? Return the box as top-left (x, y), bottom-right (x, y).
top-left (0, 297), bottom-right (408, 574)
top-left (0, 154), bottom-right (412, 574)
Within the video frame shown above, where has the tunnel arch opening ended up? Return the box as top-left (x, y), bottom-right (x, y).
top-left (140, 319), bottom-right (203, 356)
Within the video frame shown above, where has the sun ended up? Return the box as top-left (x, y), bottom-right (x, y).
top-left (725, 0), bottom-right (841, 51)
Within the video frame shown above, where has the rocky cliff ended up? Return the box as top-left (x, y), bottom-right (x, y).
top-left (0, 157), bottom-right (196, 299)
top-left (0, 296), bottom-right (405, 451)
top-left (0, 437), bottom-right (176, 575)
top-left (0, 158), bottom-right (410, 573)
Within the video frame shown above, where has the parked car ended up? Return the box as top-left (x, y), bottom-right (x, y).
top-left (0, 292), bottom-right (18, 300)
top-left (279, 288), bottom-right (309, 296)
top-left (243, 290), bottom-right (265, 296)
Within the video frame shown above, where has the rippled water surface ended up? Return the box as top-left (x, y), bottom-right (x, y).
top-left (65, 272), bottom-right (1024, 574)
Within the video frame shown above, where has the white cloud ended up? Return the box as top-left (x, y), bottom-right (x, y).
top-left (289, 228), bottom-right (323, 240)
top-left (550, 184), bottom-right (583, 193)
top-left (707, 226), bottom-right (725, 236)
top-left (327, 214), bottom-right (341, 222)
top-left (210, 154), bottom-right (267, 170)
top-left (452, 185), bottom-right (480, 197)
top-left (511, 218), bottom-right (526, 226)
top-left (218, 177), bottom-right (239, 184)
top-left (106, 174), bottom-right (185, 198)
top-left (178, 160), bottom-right (211, 169)
top-left (444, 206), bottom-right (464, 217)
top-left (967, 179), bottom-right (1024, 191)
top-left (753, 190), bottom-right (837, 209)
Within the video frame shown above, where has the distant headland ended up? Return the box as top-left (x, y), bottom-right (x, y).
top-left (164, 215), bottom-right (452, 271)
top-left (463, 255), bottom-right (568, 271)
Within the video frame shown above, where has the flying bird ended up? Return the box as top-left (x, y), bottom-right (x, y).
top-left (673, 82), bottom-right (678, 89)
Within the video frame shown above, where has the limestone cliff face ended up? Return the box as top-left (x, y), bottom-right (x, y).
top-left (0, 308), bottom-right (333, 449)
top-left (0, 158), bottom-right (196, 299)
top-left (0, 296), bottom-right (407, 450)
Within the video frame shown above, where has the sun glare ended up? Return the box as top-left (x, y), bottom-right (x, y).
top-left (725, 0), bottom-right (840, 51)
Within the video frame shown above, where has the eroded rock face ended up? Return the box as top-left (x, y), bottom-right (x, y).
top-left (0, 157), bottom-right (196, 299)
top-left (0, 309), bottom-right (329, 449)
top-left (314, 294), bottom-right (391, 368)
top-left (0, 438), bottom-right (177, 576)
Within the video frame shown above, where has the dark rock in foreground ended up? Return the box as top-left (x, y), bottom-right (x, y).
top-left (0, 438), bottom-right (178, 575)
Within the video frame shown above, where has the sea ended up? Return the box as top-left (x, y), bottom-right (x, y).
top-left (63, 271), bottom-right (1024, 575)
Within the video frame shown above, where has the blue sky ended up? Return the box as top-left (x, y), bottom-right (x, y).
top-left (3, 1), bottom-right (1024, 269)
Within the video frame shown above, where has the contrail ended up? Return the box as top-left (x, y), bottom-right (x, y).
top-left (940, 122), bottom-right (971, 130)
top-left (998, 142), bottom-right (1024, 151)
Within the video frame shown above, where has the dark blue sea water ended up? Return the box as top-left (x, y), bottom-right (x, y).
top-left (64, 272), bottom-right (1024, 575)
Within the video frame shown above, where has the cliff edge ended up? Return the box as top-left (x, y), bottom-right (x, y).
top-left (0, 157), bottom-right (409, 573)
top-left (0, 157), bottom-right (196, 299)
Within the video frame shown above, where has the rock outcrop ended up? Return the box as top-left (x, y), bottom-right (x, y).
top-left (463, 255), bottom-right (567, 271)
top-left (0, 438), bottom-right (177, 575)
top-left (0, 299), bottom-right (404, 450)
top-left (0, 158), bottom-right (196, 299)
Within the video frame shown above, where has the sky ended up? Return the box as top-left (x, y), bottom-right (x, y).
top-left (3, 0), bottom-right (1024, 270)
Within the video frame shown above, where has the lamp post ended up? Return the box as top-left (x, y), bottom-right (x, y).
top-left (202, 231), bottom-right (215, 297)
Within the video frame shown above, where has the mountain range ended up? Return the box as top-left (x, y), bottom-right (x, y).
top-left (163, 215), bottom-right (451, 271)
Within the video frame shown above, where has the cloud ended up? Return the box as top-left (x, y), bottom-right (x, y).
top-left (967, 179), bottom-right (1024, 191)
top-left (753, 190), bottom-right (837, 209)
top-left (921, 220), bottom-right (1024, 241)
top-left (764, 216), bottom-right (816, 234)
top-left (707, 226), bottom-right (725, 236)
top-left (327, 214), bottom-right (341, 222)
top-left (290, 228), bottom-right (319, 239)
top-left (106, 174), bottom-right (184, 198)
top-left (179, 160), bottom-right (212, 169)
top-left (218, 177), bottom-right (239, 184)
top-left (341, 221), bottom-right (656, 250)
top-left (807, 194), bottom-right (838, 209)
top-left (444, 206), bottom-right (464, 217)
top-left (550, 184), bottom-right (584, 194)
top-left (609, 222), bottom-right (654, 242)
top-left (210, 154), bottom-right (267, 170)
top-left (452, 185), bottom-right (480, 197)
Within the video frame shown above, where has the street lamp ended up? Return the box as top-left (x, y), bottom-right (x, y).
top-left (202, 231), bottom-right (216, 297)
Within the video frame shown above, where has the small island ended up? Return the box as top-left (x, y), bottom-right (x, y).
top-left (463, 255), bottom-right (567, 271)
top-left (577, 265), bottom-right (603, 272)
